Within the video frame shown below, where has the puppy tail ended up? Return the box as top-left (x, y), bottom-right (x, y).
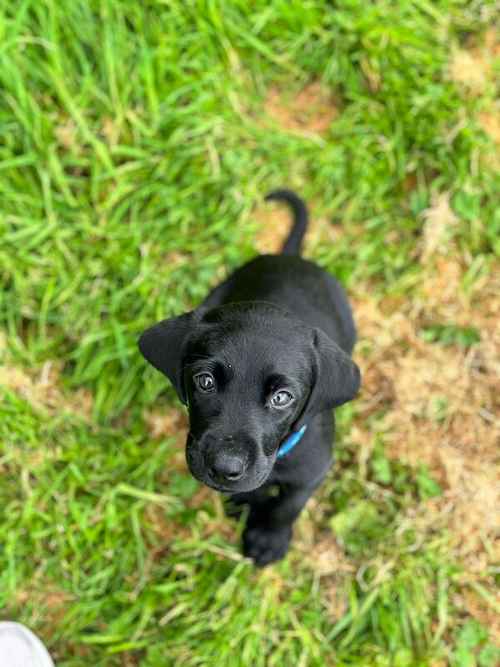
top-left (265, 189), bottom-right (309, 256)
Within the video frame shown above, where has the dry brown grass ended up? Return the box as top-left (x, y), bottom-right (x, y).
top-left (0, 359), bottom-right (93, 420)
top-left (460, 587), bottom-right (500, 641)
top-left (420, 192), bottom-right (459, 261)
top-left (450, 27), bottom-right (500, 160)
top-left (15, 585), bottom-right (73, 623)
top-left (350, 243), bottom-right (500, 640)
top-left (55, 119), bottom-right (79, 151)
top-left (352, 253), bottom-right (499, 574)
top-left (479, 104), bottom-right (500, 144)
top-left (143, 406), bottom-right (188, 442)
top-left (264, 81), bottom-right (338, 136)
top-left (14, 582), bottom-right (77, 657)
top-left (449, 28), bottom-right (499, 96)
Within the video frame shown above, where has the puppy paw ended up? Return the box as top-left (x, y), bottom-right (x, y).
top-left (243, 525), bottom-right (292, 567)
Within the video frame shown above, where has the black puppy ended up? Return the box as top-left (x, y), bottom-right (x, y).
top-left (139, 191), bottom-right (360, 566)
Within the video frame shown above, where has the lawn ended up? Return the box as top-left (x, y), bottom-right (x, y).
top-left (0, 1), bottom-right (499, 665)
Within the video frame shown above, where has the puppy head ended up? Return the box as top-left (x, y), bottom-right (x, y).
top-left (139, 303), bottom-right (360, 493)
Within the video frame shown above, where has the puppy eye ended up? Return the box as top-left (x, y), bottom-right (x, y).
top-left (270, 390), bottom-right (294, 409)
top-left (194, 372), bottom-right (216, 393)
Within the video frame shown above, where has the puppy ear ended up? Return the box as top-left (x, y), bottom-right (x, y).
top-left (296, 328), bottom-right (361, 428)
top-left (138, 311), bottom-right (199, 404)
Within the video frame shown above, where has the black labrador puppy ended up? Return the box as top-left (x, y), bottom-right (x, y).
top-left (139, 191), bottom-right (360, 566)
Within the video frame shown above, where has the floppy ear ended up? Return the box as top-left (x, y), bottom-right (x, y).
top-left (138, 310), bottom-right (199, 404)
top-left (295, 328), bottom-right (361, 428)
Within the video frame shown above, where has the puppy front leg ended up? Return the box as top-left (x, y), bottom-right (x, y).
top-left (224, 486), bottom-right (273, 520)
top-left (242, 484), bottom-right (317, 566)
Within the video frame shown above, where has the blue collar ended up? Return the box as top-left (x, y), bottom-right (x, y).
top-left (277, 424), bottom-right (307, 458)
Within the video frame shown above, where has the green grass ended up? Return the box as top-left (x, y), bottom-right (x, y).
top-left (1, 1), bottom-right (499, 665)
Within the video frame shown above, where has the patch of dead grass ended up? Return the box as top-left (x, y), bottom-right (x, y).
top-left (143, 407), bottom-right (189, 482)
top-left (15, 583), bottom-right (73, 633)
top-left (449, 28), bottom-right (500, 95)
top-left (264, 81), bottom-right (338, 136)
top-left (304, 535), bottom-right (355, 578)
top-left (55, 119), bottom-right (79, 151)
top-left (449, 27), bottom-right (500, 170)
top-left (352, 258), bottom-right (500, 577)
top-left (420, 192), bottom-right (459, 262)
top-left (460, 588), bottom-right (500, 642)
top-left (143, 407), bottom-right (188, 442)
top-left (479, 104), bottom-right (500, 144)
top-left (449, 49), bottom-right (492, 95)
top-left (101, 116), bottom-right (121, 146)
top-left (1, 360), bottom-right (93, 419)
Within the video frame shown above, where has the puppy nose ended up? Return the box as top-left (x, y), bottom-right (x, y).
top-left (209, 454), bottom-right (245, 482)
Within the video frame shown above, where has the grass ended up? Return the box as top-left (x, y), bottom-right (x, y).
top-left (1, 1), bottom-right (499, 665)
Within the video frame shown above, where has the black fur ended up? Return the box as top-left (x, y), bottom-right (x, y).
top-left (139, 190), bottom-right (360, 566)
